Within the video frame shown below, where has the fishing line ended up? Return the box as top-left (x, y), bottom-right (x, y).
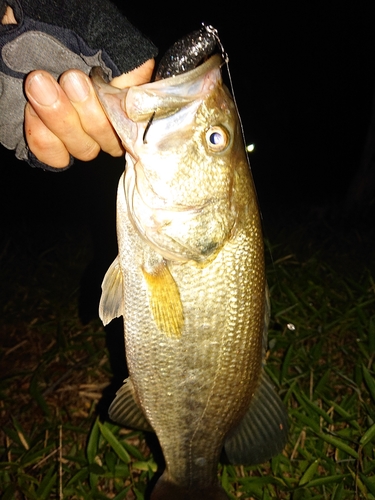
top-left (204, 24), bottom-right (264, 220)
top-left (203, 25), bottom-right (248, 161)
top-left (204, 25), bottom-right (294, 334)
top-left (204, 25), bottom-right (263, 214)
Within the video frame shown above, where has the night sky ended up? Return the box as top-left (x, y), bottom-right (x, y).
top-left (1, 3), bottom-right (375, 240)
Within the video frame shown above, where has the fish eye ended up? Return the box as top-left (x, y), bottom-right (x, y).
top-left (205, 126), bottom-right (229, 152)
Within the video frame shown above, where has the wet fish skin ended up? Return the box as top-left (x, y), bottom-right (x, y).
top-left (92, 51), bottom-right (288, 500)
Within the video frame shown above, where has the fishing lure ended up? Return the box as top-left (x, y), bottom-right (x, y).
top-left (155, 24), bottom-right (224, 79)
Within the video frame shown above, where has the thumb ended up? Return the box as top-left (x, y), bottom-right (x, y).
top-left (110, 58), bottom-right (155, 88)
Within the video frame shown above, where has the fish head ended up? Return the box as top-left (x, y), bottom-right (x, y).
top-left (93, 55), bottom-right (250, 263)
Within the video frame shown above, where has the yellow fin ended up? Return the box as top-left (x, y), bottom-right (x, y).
top-left (142, 261), bottom-right (184, 338)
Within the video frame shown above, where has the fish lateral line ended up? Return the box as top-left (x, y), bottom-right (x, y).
top-left (93, 24), bottom-right (288, 499)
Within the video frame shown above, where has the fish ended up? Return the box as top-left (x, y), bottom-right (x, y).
top-left (91, 26), bottom-right (288, 500)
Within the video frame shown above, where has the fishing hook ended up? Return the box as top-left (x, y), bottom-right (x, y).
top-left (143, 112), bottom-right (155, 144)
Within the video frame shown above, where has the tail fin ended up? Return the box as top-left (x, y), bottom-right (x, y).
top-left (151, 474), bottom-right (229, 500)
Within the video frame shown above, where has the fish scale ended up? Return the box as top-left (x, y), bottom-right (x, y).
top-left (92, 39), bottom-right (288, 499)
top-left (117, 174), bottom-right (264, 489)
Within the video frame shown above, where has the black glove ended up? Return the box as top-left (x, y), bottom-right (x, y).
top-left (0, 0), bottom-right (157, 170)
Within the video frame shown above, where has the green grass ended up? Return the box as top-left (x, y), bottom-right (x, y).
top-left (1, 205), bottom-right (374, 499)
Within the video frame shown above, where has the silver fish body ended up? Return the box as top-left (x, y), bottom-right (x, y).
top-left (92, 52), bottom-right (288, 500)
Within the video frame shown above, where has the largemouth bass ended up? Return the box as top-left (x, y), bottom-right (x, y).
top-left (91, 27), bottom-right (288, 500)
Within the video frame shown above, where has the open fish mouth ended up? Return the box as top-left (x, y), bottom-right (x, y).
top-left (92, 25), bottom-right (288, 500)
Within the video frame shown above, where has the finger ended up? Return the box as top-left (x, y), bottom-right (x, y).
top-left (2, 6), bottom-right (17, 24)
top-left (59, 70), bottom-right (123, 157)
top-left (25, 102), bottom-right (71, 168)
top-left (25, 70), bottom-right (100, 162)
top-left (111, 58), bottom-right (155, 88)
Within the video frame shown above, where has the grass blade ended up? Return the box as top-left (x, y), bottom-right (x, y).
top-left (362, 365), bottom-right (375, 404)
top-left (360, 423), bottom-right (375, 448)
top-left (97, 421), bottom-right (131, 464)
top-left (299, 459), bottom-right (319, 486)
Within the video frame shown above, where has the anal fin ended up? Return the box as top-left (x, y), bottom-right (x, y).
top-left (224, 371), bottom-right (289, 465)
top-left (109, 378), bottom-right (153, 432)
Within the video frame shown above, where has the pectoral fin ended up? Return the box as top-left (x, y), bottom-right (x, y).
top-left (224, 371), bottom-right (289, 465)
top-left (99, 256), bottom-right (124, 326)
top-left (109, 378), bottom-right (153, 432)
top-left (142, 261), bottom-right (184, 338)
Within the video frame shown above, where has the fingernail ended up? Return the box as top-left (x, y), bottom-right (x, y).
top-left (28, 73), bottom-right (59, 106)
top-left (61, 72), bottom-right (90, 102)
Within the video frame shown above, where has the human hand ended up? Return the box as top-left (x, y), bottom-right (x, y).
top-left (1, 4), bottom-right (155, 169)
top-left (24, 60), bottom-right (155, 169)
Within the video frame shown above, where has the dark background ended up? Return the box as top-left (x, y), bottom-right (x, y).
top-left (1, 2), bottom-right (375, 275)
top-left (120, 2), bottom-right (375, 214)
